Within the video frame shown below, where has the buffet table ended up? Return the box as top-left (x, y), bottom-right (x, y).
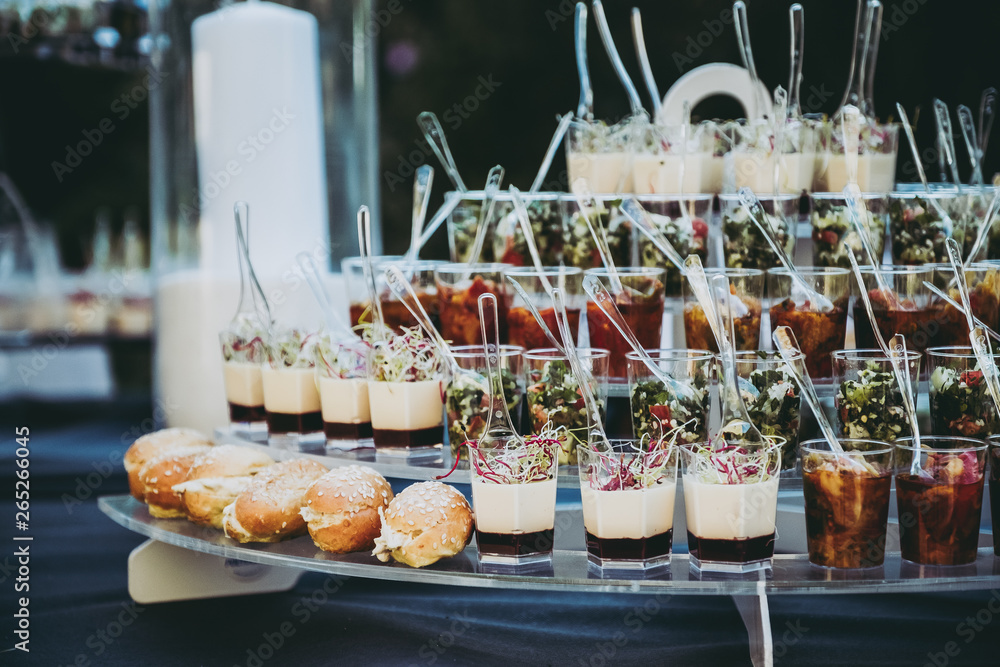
top-left (6, 401), bottom-right (1000, 666)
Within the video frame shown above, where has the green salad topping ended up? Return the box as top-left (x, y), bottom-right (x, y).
top-left (929, 365), bottom-right (997, 438)
top-left (447, 368), bottom-right (522, 457)
top-left (835, 362), bottom-right (910, 441)
top-left (741, 365), bottom-right (801, 469)
top-left (630, 373), bottom-right (710, 445)
top-left (722, 205), bottom-right (794, 270)
top-left (527, 358), bottom-right (604, 465)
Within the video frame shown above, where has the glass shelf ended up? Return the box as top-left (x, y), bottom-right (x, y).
top-left (99, 495), bottom-right (1000, 597)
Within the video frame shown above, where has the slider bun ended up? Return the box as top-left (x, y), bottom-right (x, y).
top-left (222, 459), bottom-right (328, 543)
top-left (138, 445), bottom-right (213, 518)
top-left (300, 465), bottom-right (394, 553)
top-left (124, 428), bottom-right (213, 500)
top-left (173, 445), bottom-right (275, 529)
top-left (373, 481), bottom-right (473, 568)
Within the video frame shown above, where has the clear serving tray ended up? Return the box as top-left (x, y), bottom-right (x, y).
top-left (99, 495), bottom-right (1000, 596)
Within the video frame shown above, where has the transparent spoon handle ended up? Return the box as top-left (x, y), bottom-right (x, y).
top-left (479, 293), bottom-right (519, 434)
top-left (416, 111), bottom-right (466, 192)
top-left (405, 165), bottom-right (434, 263)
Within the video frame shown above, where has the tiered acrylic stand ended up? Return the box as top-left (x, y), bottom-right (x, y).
top-left (100, 427), bottom-right (998, 667)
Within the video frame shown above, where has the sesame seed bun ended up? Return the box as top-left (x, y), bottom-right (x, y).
top-left (372, 481), bottom-right (473, 568)
top-left (172, 445), bottom-right (275, 529)
top-left (300, 465), bottom-right (394, 553)
top-left (222, 459), bottom-right (328, 543)
top-left (124, 428), bottom-right (213, 500)
top-left (138, 445), bottom-right (213, 518)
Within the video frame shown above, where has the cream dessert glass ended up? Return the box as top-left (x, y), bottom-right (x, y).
top-left (681, 439), bottom-right (783, 573)
top-left (578, 439), bottom-right (678, 571)
top-left (366, 325), bottom-right (445, 452)
top-left (262, 328), bottom-right (324, 449)
top-left (314, 332), bottom-right (372, 450)
top-left (469, 435), bottom-right (560, 566)
top-left (219, 313), bottom-right (268, 440)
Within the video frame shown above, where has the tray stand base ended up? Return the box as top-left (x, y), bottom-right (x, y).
top-left (127, 539), bottom-right (304, 604)
top-left (733, 592), bottom-right (773, 667)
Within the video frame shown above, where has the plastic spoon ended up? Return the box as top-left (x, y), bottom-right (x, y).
top-left (712, 273), bottom-right (765, 446)
top-left (530, 112), bottom-right (574, 193)
top-left (957, 105), bottom-right (985, 188)
top-left (509, 186), bottom-right (553, 296)
top-left (738, 187), bottom-right (834, 311)
top-left (574, 2), bottom-right (594, 121)
top-left (841, 107), bottom-right (889, 278)
top-left (933, 100), bottom-right (963, 192)
top-left (583, 273), bottom-right (697, 402)
top-left (861, 0), bottom-right (882, 118)
top-left (591, 0), bottom-right (643, 116)
top-left (895, 103), bottom-right (955, 236)
top-left (835, 0), bottom-right (866, 115)
top-left (787, 4), bottom-right (804, 119)
top-left (733, 1), bottom-right (768, 119)
top-left (414, 197), bottom-right (461, 252)
top-left (772, 87), bottom-right (788, 196)
top-left (462, 165), bottom-right (505, 280)
top-left (296, 252), bottom-right (354, 340)
top-left (944, 237), bottom-right (1000, 410)
top-left (233, 201), bottom-right (272, 329)
top-left (385, 265), bottom-right (486, 391)
top-left (477, 292), bottom-right (521, 443)
top-left (772, 326), bottom-right (842, 453)
top-left (620, 197), bottom-right (688, 276)
top-left (570, 177), bottom-right (623, 294)
top-left (979, 88), bottom-right (997, 158)
top-left (888, 333), bottom-right (922, 470)
top-left (357, 205), bottom-right (386, 341)
top-left (684, 255), bottom-right (725, 348)
top-left (505, 277), bottom-right (566, 353)
top-left (847, 248), bottom-right (891, 355)
top-left (923, 281), bottom-right (1000, 343)
top-left (963, 189), bottom-right (1000, 267)
top-left (404, 165), bottom-right (434, 264)
top-left (553, 287), bottom-right (611, 448)
top-left (631, 7), bottom-right (661, 120)
top-left (416, 111), bottom-right (467, 192)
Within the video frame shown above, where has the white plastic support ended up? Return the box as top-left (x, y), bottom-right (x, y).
top-left (127, 539), bottom-right (304, 604)
top-left (660, 63), bottom-right (773, 125)
top-left (732, 592), bottom-right (773, 667)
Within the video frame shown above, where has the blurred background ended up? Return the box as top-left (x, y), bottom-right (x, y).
top-left (0, 0), bottom-right (997, 410)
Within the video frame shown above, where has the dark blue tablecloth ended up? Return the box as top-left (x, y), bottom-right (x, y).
top-left (2, 399), bottom-right (999, 666)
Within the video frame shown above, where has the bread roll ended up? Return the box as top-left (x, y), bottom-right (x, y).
top-left (222, 459), bottom-right (327, 543)
top-left (124, 428), bottom-right (213, 500)
top-left (172, 445), bottom-right (275, 528)
top-left (300, 465), bottom-right (394, 553)
top-left (372, 481), bottom-right (473, 568)
top-left (138, 445), bottom-right (213, 518)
